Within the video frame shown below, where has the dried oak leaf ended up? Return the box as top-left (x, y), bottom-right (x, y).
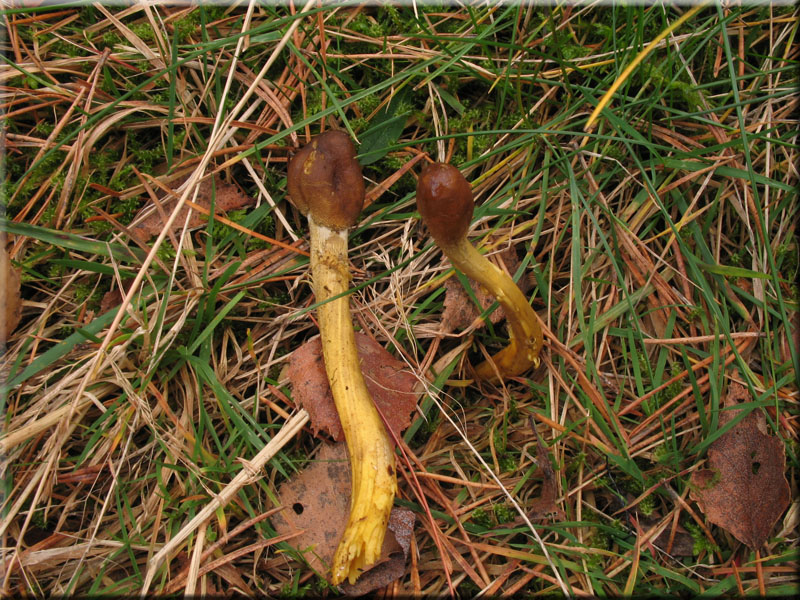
top-left (1, 247), bottom-right (22, 343)
top-left (441, 245), bottom-right (523, 333)
top-left (690, 382), bottom-right (791, 550)
top-left (271, 442), bottom-right (414, 593)
top-left (130, 174), bottom-right (254, 241)
top-left (286, 333), bottom-right (420, 442)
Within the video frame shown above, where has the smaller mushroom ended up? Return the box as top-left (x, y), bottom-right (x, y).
top-left (416, 163), bottom-right (543, 381)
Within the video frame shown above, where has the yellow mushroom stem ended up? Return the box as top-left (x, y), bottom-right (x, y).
top-left (307, 218), bottom-right (397, 585)
top-left (439, 236), bottom-right (543, 380)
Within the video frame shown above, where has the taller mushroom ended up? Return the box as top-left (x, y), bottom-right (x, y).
top-left (417, 162), bottom-right (543, 380)
top-left (287, 130), bottom-right (396, 585)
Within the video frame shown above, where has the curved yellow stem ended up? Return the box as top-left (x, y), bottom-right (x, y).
top-left (444, 238), bottom-right (543, 381)
top-left (308, 218), bottom-right (396, 585)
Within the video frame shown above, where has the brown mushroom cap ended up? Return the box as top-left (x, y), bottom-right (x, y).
top-left (416, 163), bottom-right (473, 247)
top-left (287, 130), bottom-right (365, 230)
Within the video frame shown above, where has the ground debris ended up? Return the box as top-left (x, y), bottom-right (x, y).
top-left (1, 247), bottom-right (22, 342)
top-left (526, 418), bottom-right (565, 521)
top-left (129, 173), bottom-right (254, 241)
top-left (690, 381), bottom-right (791, 550)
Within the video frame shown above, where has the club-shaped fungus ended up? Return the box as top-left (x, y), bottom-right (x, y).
top-left (287, 130), bottom-right (396, 585)
top-left (416, 162), bottom-right (543, 381)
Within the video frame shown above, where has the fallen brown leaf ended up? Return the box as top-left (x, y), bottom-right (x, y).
top-left (99, 289), bottom-right (124, 314)
top-left (130, 174), bottom-right (254, 241)
top-left (526, 419), bottom-right (565, 521)
top-left (271, 442), bottom-right (414, 593)
top-left (287, 333), bottom-right (420, 442)
top-left (99, 278), bottom-right (135, 313)
top-left (690, 381), bottom-right (791, 550)
top-left (1, 247), bottom-right (22, 342)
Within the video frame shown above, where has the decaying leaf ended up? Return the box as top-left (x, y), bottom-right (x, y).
top-left (441, 246), bottom-right (522, 333)
top-left (271, 443), bottom-right (414, 593)
top-left (130, 174), bottom-right (254, 241)
top-left (286, 333), bottom-right (420, 442)
top-left (99, 288), bottom-right (124, 314)
top-left (99, 278), bottom-right (135, 313)
top-left (526, 419), bottom-right (564, 521)
top-left (1, 247), bottom-right (22, 342)
top-left (690, 382), bottom-right (791, 550)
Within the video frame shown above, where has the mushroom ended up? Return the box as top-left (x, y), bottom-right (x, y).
top-left (287, 130), bottom-right (396, 585)
top-left (416, 163), bottom-right (543, 381)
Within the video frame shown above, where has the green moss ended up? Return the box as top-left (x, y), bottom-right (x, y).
top-left (349, 117), bottom-right (369, 133)
top-left (639, 62), bottom-right (702, 112)
top-left (278, 581), bottom-right (313, 598)
top-left (648, 363), bottom-right (684, 414)
top-left (565, 451), bottom-right (586, 477)
top-left (129, 23), bottom-right (155, 43)
top-left (456, 580), bottom-right (481, 598)
top-left (156, 240), bottom-right (177, 262)
top-left (728, 247), bottom-right (747, 267)
top-left (204, 524), bottom-right (217, 543)
top-left (493, 503), bottom-right (515, 524)
top-left (498, 454), bottom-right (517, 472)
top-left (687, 305), bottom-right (704, 323)
top-left (777, 240), bottom-right (798, 280)
top-left (9, 147), bottom-right (66, 211)
top-left (172, 14), bottom-right (200, 43)
top-left (245, 215), bottom-right (275, 252)
top-left (101, 31), bottom-right (122, 49)
top-left (87, 219), bottom-right (113, 235)
top-left (73, 283), bottom-right (94, 304)
top-left (690, 468), bottom-right (720, 493)
top-left (357, 93), bottom-right (381, 116)
top-left (349, 12), bottom-right (386, 39)
top-left (789, 284), bottom-right (800, 304)
top-left (653, 445), bottom-right (682, 469)
top-left (685, 520), bottom-right (719, 556)
top-left (638, 493), bottom-right (656, 517)
top-left (34, 121), bottom-right (55, 136)
top-left (312, 575), bottom-right (332, 594)
top-left (410, 410), bottom-right (441, 448)
top-left (603, 142), bottom-right (626, 162)
top-left (493, 428), bottom-right (507, 455)
top-left (561, 44), bottom-right (589, 61)
top-left (470, 507), bottom-right (493, 528)
top-left (200, 5), bottom-right (226, 22)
